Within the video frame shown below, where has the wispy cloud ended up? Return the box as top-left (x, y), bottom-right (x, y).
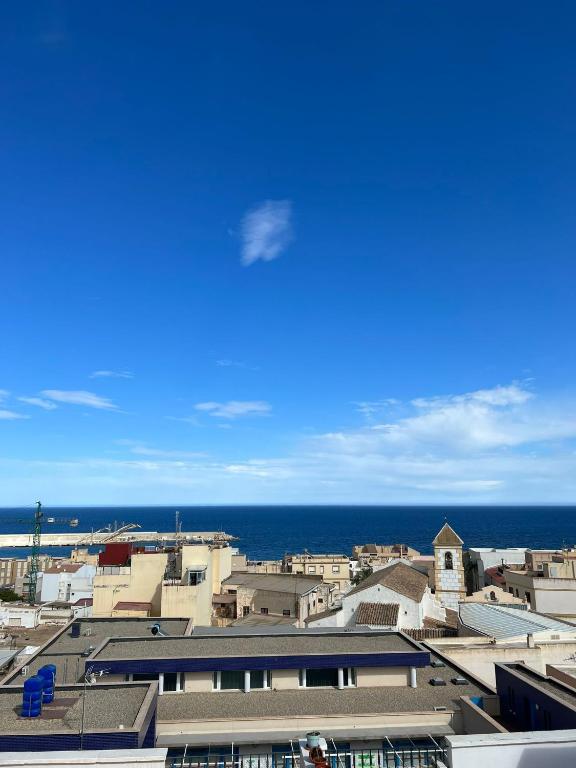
top-left (194, 400), bottom-right (272, 419)
top-left (41, 390), bottom-right (118, 410)
top-left (18, 396), bottom-right (58, 411)
top-left (89, 370), bottom-right (134, 379)
top-left (240, 200), bottom-right (293, 266)
top-left (216, 359), bottom-right (259, 371)
top-left (0, 390), bottom-right (9, 403)
top-left (116, 440), bottom-right (206, 459)
top-left (0, 410), bottom-right (29, 420)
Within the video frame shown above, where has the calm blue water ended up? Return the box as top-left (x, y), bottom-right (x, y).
top-left (0, 506), bottom-right (574, 559)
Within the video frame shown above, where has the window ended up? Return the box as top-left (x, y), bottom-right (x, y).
top-left (213, 670), bottom-right (245, 690)
top-left (130, 673), bottom-right (157, 682)
top-left (260, 607), bottom-right (269, 615)
top-left (525, 591), bottom-right (531, 605)
top-left (509, 587), bottom-right (514, 594)
top-left (213, 670), bottom-right (270, 691)
top-left (489, 591), bottom-right (496, 601)
top-left (444, 552), bottom-right (453, 570)
top-left (308, 566), bottom-right (316, 574)
top-left (342, 668), bottom-right (356, 687)
top-left (250, 670), bottom-right (271, 689)
top-left (243, 606), bottom-right (250, 616)
top-left (318, 598), bottom-right (324, 604)
top-left (332, 565), bottom-right (340, 574)
top-left (516, 589), bottom-right (520, 598)
top-left (319, 566), bottom-right (324, 574)
top-left (161, 672), bottom-right (183, 694)
top-left (283, 609), bottom-right (291, 616)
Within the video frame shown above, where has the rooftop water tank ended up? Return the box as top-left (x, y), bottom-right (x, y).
top-left (71, 623), bottom-right (81, 638)
top-left (38, 664), bottom-right (57, 703)
top-left (22, 675), bottom-right (43, 718)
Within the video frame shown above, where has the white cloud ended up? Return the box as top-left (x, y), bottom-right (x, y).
top-left (0, 410), bottom-right (29, 420)
top-left (194, 400), bottom-right (272, 419)
top-left (240, 200), bottom-right (293, 266)
top-left (18, 396), bottom-right (58, 411)
top-left (89, 370), bottom-right (133, 379)
top-left (41, 390), bottom-right (117, 410)
top-left (2, 382), bottom-right (576, 505)
top-left (0, 390), bottom-right (9, 403)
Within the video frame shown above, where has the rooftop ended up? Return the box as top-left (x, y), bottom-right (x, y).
top-left (223, 573), bottom-right (323, 594)
top-left (93, 630), bottom-right (416, 660)
top-left (0, 682), bottom-right (152, 734)
top-left (158, 663), bottom-right (488, 721)
top-left (459, 603), bottom-right (576, 640)
top-left (502, 664), bottom-right (576, 709)
top-left (43, 564), bottom-right (83, 574)
top-left (1, 617), bottom-right (190, 685)
top-left (113, 601), bottom-right (152, 611)
top-left (347, 561), bottom-right (428, 602)
top-left (355, 602), bottom-right (399, 626)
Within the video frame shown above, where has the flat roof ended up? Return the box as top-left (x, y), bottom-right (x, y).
top-left (503, 665), bottom-right (576, 708)
top-left (93, 631), bottom-right (416, 660)
top-left (1, 617), bottom-right (190, 685)
top-left (0, 682), bottom-right (152, 734)
top-left (157, 664), bottom-right (486, 721)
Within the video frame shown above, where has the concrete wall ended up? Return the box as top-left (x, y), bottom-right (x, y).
top-left (156, 711), bottom-right (455, 748)
top-left (184, 671), bottom-right (213, 692)
top-left (0, 749), bottom-right (167, 768)
top-left (446, 730), bottom-right (576, 768)
top-left (356, 666), bottom-right (409, 687)
top-left (459, 696), bottom-right (507, 734)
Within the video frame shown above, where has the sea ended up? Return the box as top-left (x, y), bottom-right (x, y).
top-left (0, 505), bottom-right (574, 560)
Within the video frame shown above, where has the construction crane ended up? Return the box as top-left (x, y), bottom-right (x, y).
top-left (0, 502), bottom-right (80, 604)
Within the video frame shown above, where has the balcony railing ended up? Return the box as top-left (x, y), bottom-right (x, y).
top-left (166, 738), bottom-right (447, 768)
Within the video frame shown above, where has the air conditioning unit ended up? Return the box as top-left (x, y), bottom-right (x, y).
top-left (20, 666), bottom-right (29, 676)
top-left (452, 676), bottom-right (469, 686)
top-left (429, 678), bottom-right (447, 686)
top-left (433, 706), bottom-right (448, 711)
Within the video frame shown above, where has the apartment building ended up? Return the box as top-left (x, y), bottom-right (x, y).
top-left (352, 543), bottom-right (421, 568)
top-left (283, 553), bottom-right (351, 594)
top-left (219, 572), bottom-right (332, 627)
top-left (504, 554), bottom-right (576, 619)
top-left (39, 563), bottom-right (96, 604)
top-left (93, 543), bottom-right (232, 623)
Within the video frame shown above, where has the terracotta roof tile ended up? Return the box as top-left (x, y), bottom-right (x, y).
top-left (355, 602), bottom-right (399, 626)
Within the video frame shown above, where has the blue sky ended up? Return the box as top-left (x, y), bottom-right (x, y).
top-left (1, 1), bottom-right (576, 505)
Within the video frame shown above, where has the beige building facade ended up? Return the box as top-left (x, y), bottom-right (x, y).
top-left (93, 544), bottom-right (232, 623)
top-left (284, 553), bottom-right (351, 594)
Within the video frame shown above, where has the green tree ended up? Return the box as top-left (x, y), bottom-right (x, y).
top-left (0, 588), bottom-right (21, 602)
top-left (351, 567), bottom-right (373, 586)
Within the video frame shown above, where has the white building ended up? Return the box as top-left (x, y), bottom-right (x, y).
top-left (468, 547), bottom-right (527, 590)
top-left (39, 563), bottom-right (96, 604)
top-left (306, 560), bottom-right (446, 629)
top-left (0, 602), bottom-right (42, 628)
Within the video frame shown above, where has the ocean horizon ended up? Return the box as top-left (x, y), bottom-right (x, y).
top-left (0, 505), bottom-right (573, 560)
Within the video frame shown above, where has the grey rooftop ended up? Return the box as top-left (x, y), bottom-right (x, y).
top-left (93, 630), bottom-right (417, 659)
top-left (0, 682), bottom-right (152, 734)
top-left (158, 663), bottom-right (487, 721)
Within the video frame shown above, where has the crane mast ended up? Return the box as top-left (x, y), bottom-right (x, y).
top-left (27, 501), bottom-right (43, 605)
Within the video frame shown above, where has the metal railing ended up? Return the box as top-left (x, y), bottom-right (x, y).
top-left (166, 739), bottom-right (447, 768)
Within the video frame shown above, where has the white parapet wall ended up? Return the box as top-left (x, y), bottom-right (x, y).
top-left (0, 749), bottom-right (167, 768)
top-left (445, 729), bottom-right (576, 768)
